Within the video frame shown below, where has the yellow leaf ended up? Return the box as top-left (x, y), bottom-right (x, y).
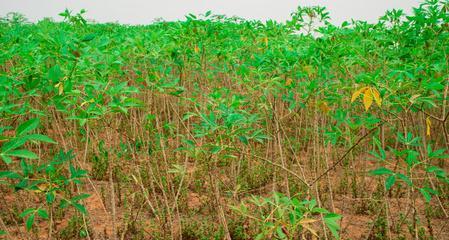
top-left (54, 82), bottom-right (64, 95)
top-left (426, 117), bottom-right (431, 136)
top-left (263, 36), bottom-right (268, 47)
top-left (131, 174), bottom-right (139, 184)
top-left (351, 87), bottom-right (368, 103)
top-left (319, 101), bottom-right (330, 113)
top-left (194, 45), bottom-right (199, 54)
top-left (301, 223), bottom-right (319, 237)
top-left (351, 86), bottom-right (381, 111)
top-left (370, 87), bottom-right (382, 107)
top-left (59, 84), bottom-right (64, 95)
top-left (33, 183), bottom-right (56, 193)
top-left (80, 99), bottom-right (94, 107)
top-left (304, 65), bottom-right (314, 76)
top-left (363, 88), bottom-right (373, 111)
top-left (299, 218), bottom-right (318, 224)
top-left (285, 78), bottom-right (293, 86)
top-left (410, 94), bottom-right (421, 104)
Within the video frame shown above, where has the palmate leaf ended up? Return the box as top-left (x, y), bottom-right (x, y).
top-left (20, 208), bottom-right (37, 231)
top-left (425, 166), bottom-right (447, 181)
top-left (19, 208), bottom-right (35, 218)
top-left (396, 173), bottom-right (413, 186)
top-left (351, 87), bottom-right (382, 111)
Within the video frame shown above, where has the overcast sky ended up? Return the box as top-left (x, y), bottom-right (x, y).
top-left (0, 0), bottom-right (421, 25)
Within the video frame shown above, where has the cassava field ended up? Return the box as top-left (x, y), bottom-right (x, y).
top-left (1, 1), bottom-right (449, 239)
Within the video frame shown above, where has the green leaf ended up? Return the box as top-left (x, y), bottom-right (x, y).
top-left (0, 171), bottom-right (21, 179)
top-left (37, 209), bottom-right (49, 219)
top-left (419, 188), bottom-right (432, 203)
top-left (1, 155), bottom-right (12, 164)
top-left (385, 175), bottom-right (396, 191)
top-left (19, 208), bottom-right (35, 218)
top-left (72, 193), bottom-right (91, 202)
top-left (79, 229), bottom-right (88, 238)
top-left (6, 149), bottom-right (38, 159)
top-left (60, 199), bottom-right (69, 209)
top-left (16, 118), bottom-right (40, 136)
top-left (20, 159), bottom-right (31, 176)
top-left (210, 145), bottom-right (221, 154)
top-left (288, 212), bottom-right (295, 224)
top-left (370, 167), bottom-right (393, 176)
top-left (276, 226), bottom-right (287, 239)
top-left (428, 146), bottom-right (449, 159)
top-left (0, 230), bottom-right (6, 235)
top-left (46, 192), bottom-right (55, 203)
top-left (25, 134), bottom-right (57, 144)
top-left (48, 65), bottom-right (62, 83)
top-left (397, 173), bottom-right (413, 186)
top-left (72, 202), bottom-right (88, 215)
top-left (238, 136), bottom-right (249, 145)
top-left (324, 213), bottom-right (341, 239)
top-left (255, 233), bottom-right (265, 240)
top-left (25, 213), bottom-right (35, 231)
top-left (79, 119), bottom-right (87, 127)
top-left (311, 207), bottom-right (330, 214)
top-left (1, 138), bottom-right (27, 153)
top-left (82, 34), bottom-right (96, 42)
top-left (405, 151), bottom-right (419, 166)
top-left (15, 179), bottom-right (28, 191)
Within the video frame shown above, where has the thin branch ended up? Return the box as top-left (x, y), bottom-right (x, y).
top-left (309, 121), bottom-right (385, 187)
top-left (248, 153), bottom-right (309, 186)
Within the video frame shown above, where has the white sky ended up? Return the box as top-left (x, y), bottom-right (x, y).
top-left (0, 0), bottom-right (421, 25)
